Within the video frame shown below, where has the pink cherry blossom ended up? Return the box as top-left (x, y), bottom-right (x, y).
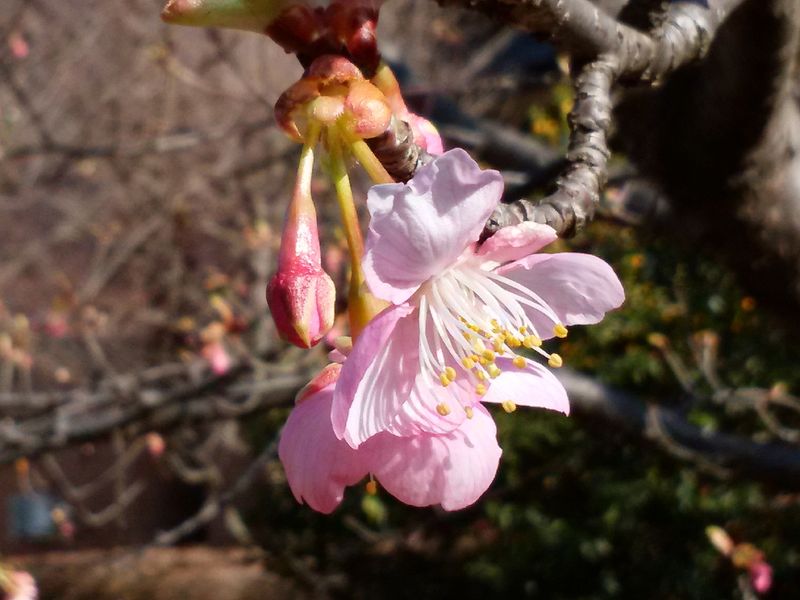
top-left (333, 148), bottom-right (624, 447)
top-left (2, 571), bottom-right (37, 600)
top-left (279, 363), bottom-right (501, 513)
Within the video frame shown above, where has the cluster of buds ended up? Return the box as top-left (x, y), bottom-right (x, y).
top-left (162, 0), bottom-right (381, 74)
top-left (268, 52), bottom-right (402, 346)
top-left (275, 54), bottom-right (391, 144)
top-left (707, 526), bottom-right (773, 595)
top-left (162, 0), bottom-right (440, 350)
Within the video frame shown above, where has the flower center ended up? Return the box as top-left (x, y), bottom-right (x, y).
top-left (416, 264), bottom-right (567, 416)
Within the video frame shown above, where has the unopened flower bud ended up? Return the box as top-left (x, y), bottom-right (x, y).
top-left (267, 137), bottom-right (335, 348)
top-left (161, 0), bottom-right (291, 32)
top-left (749, 560), bottom-right (773, 594)
top-left (268, 264), bottom-right (335, 348)
top-left (327, 0), bottom-right (381, 74)
top-left (265, 3), bottom-right (323, 54)
top-left (706, 525), bottom-right (734, 556)
top-left (146, 432), bottom-right (167, 458)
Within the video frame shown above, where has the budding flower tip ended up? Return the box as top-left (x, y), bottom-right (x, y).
top-left (160, 0), bottom-right (204, 24)
top-left (293, 322), bottom-right (313, 348)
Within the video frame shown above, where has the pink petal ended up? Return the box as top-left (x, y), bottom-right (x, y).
top-left (6, 571), bottom-right (37, 600)
top-left (296, 362), bottom-right (342, 404)
top-left (363, 149), bottom-right (504, 304)
top-left (332, 304), bottom-right (415, 442)
top-left (327, 348), bottom-right (348, 364)
top-left (333, 304), bottom-right (464, 448)
top-left (365, 404), bottom-right (501, 511)
top-left (482, 358), bottom-right (570, 415)
top-left (388, 378), bottom-right (468, 438)
top-left (409, 113), bottom-right (444, 155)
top-left (477, 222), bottom-right (558, 265)
top-left (279, 384), bottom-right (369, 514)
top-left (498, 252), bottom-right (624, 338)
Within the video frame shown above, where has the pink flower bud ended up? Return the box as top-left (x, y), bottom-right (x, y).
top-left (58, 520), bottom-right (76, 541)
top-left (749, 560), bottom-right (773, 595)
top-left (409, 113), bottom-right (444, 155)
top-left (267, 157), bottom-right (335, 348)
top-left (8, 31), bottom-right (29, 60)
top-left (145, 432), bottom-right (166, 458)
top-left (268, 263), bottom-right (336, 349)
top-left (201, 340), bottom-right (232, 375)
top-left (327, 0), bottom-right (381, 74)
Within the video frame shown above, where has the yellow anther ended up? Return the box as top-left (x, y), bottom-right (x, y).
top-left (475, 384), bottom-right (487, 396)
top-left (501, 400), bottom-right (517, 413)
top-left (461, 330), bottom-right (473, 341)
top-left (444, 366), bottom-right (457, 381)
top-left (512, 356), bottom-right (526, 369)
top-left (481, 349), bottom-right (496, 362)
top-left (553, 323), bottom-right (568, 338)
top-left (492, 339), bottom-right (505, 353)
top-left (476, 370), bottom-right (487, 381)
top-left (464, 406), bottom-right (474, 419)
top-left (439, 372), bottom-right (451, 387)
top-left (436, 402), bottom-right (452, 416)
top-left (518, 325), bottom-right (528, 334)
top-left (461, 356), bottom-right (476, 370)
top-left (470, 354), bottom-right (480, 362)
top-left (365, 479), bottom-right (378, 495)
top-left (506, 336), bottom-right (521, 348)
top-left (523, 335), bottom-right (542, 348)
top-left (548, 353), bottom-right (563, 368)
top-left (479, 356), bottom-right (491, 367)
top-left (491, 319), bottom-right (500, 328)
top-left (488, 364), bottom-right (502, 379)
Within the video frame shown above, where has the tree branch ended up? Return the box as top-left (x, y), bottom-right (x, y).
top-left (559, 369), bottom-right (800, 487)
top-left (482, 0), bottom-right (747, 237)
top-left (4, 356), bottom-right (800, 488)
top-left (437, 0), bottom-right (653, 58)
top-left (0, 361), bottom-right (313, 464)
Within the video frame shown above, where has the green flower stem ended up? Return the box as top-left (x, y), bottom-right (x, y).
top-left (327, 132), bottom-right (385, 336)
top-left (340, 124), bottom-right (395, 185)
